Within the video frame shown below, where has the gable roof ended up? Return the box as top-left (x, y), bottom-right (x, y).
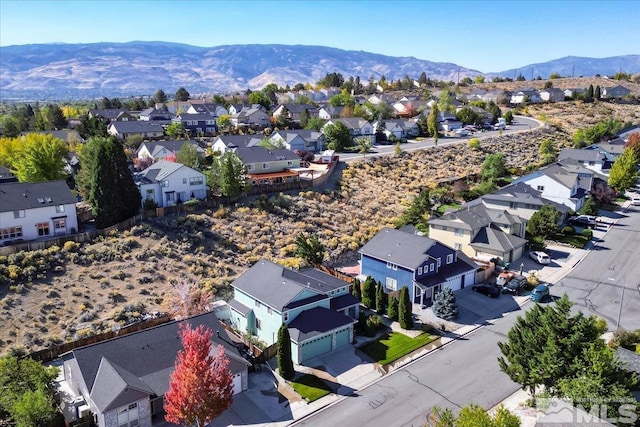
top-left (108, 121), bottom-right (164, 134)
top-left (234, 147), bottom-right (299, 164)
top-left (137, 160), bottom-right (201, 184)
top-left (478, 182), bottom-right (571, 213)
top-left (469, 224), bottom-right (527, 252)
top-left (70, 311), bottom-right (248, 403)
top-left (558, 148), bottom-right (604, 163)
top-left (213, 135), bottom-right (262, 149)
top-left (536, 164), bottom-right (579, 189)
top-left (89, 109), bottom-right (130, 120)
top-left (91, 357), bottom-right (153, 412)
top-left (359, 227), bottom-right (442, 270)
top-left (430, 203), bottom-right (524, 231)
top-left (0, 180), bottom-right (76, 213)
top-left (287, 307), bottom-right (355, 343)
top-left (137, 140), bottom-right (203, 158)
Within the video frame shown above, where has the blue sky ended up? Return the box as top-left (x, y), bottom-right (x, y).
top-left (1, 0), bottom-right (638, 72)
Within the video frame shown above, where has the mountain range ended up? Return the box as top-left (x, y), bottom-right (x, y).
top-left (0, 41), bottom-right (638, 101)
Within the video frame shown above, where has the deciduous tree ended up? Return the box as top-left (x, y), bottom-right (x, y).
top-left (608, 148), bottom-right (639, 191)
top-left (7, 134), bottom-right (68, 182)
top-left (248, 91), bottom-right (271, 110)
top-left (216, 151), bottom-right (247, 199)
top-left (164, 323), bottom-right (233, 427)
top-left (625, 132), bottom-right (640, 160)
top-left (481, 153), bottom-right (506, 183)
top-left (177, 142), bottom-right (203, 169)
top-left (166, 122), bottom-right (186, 139)
top-left (277, 323), bottom-right (295, 380)
top-left (324, 121), bottom-right (351, 151)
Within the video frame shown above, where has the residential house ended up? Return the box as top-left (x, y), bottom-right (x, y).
top-left (359, 228), bottom-right (477, 307)
top-left (88, 109), bottom-right (133, 123)
top-left (30, 129), bottom-right (84, 144)
top-left (61, 312), bottom-right (250, 427)
top-left (367, 94), bottom-right (394, 105)
top-left (318, 106), bottom-right (343, 120)
top-left (186, 103), bottom-right (228, 117)
top-left (511, 163), bottom-right (591, 211)
top-left (0, 180), bottom-right (78, 244)
top-left (391, 100), bottom-right (426, 117)
top-left (0, 166), bottom-right (16, 183)
top-left (107, 121), bottom-right (164, 140)
top-left (538, 87), bottom-right (565, 103)
top-left (429, 204), bottom-right (528, 263)
top-left (227, 259), bottom-right (359, 364)
top-left (136, 140), bottom-right (205, 162)
top-left (374, 120), bottom-right (404, 140)
top-left (618, 125), bottom-right (640, 142)
top-left (563, 88), bottom-right (585, 99)
top-left (269, 130), bottom-right (326, 152)
top-left (211, 135), bottom-right (263, 154)
top-left (323, 118), bottom-right (375, 143)
top-left (473, 182), bottom-right (571, 222)
top-left (272, 104), bottom-right (319, 125)
top-left (438, 111), bottom-right (463, 132)
top-left (172, 113), bottom-right (218, 136)
top-left (469, 89), bottom-right (511, 104)
top-left (138, 108), bottom-right (174, 122)
top-left (558, 148), bottom-right (606, 174)
top-left (584, 139), bottom-right (627, 162)
top-left (157, 101), bottom-right (193, 114)
top-left (510, 88), bottom-right (542, 104)
top-left (230, 105), bottom-right (271, 129)
top-left (234, 147), bottom-right (302, 186)
top-left (602, 85), bottom-right (631, 99)
top-left (135, 160), bottom-right (207, 207)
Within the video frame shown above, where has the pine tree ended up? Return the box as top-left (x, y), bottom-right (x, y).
top-left (387, 296), bottom-right (398, 321)
top-left (164, 323), bottom-right (233, 427)
top-left (594, 85), bottom-right (601, 100)
top-left (432, 287), bottom-right (458, 321)
top-left (351, 278), bottom-right (362, 301)
top-left (398, 287), bottom-right (413, 329)
top-left (375, 281), bottom-right (387, 314)
top-left (361, 276), bottom-right (376, 308)
top-left (277, 323), bottom-right (295, 380)
top-left (586, 84), bottom-right (594, 100)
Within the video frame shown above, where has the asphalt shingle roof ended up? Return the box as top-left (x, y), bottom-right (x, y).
top-left (287, 307), bottom-right (355, 343)
top-left (0, 180), bottom-right (76, 213)
top-left (359, 227), bottom-right (438, 270)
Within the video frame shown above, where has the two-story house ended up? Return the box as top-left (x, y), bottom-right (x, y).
top-left (510, 88), bottom-right (542, 104)
top-left (88, 109), bottom-right (133, 123)
top-left (0, 180), bottom-right (78, 244)
top-left (359, 228), bottom-right (477, 308)
top-left (228, 260), bottom-right (359, 364)
top-left (539, 88), bottom-right (565, 103)
top-left (230, 105), bottom-right (271, 129)
top-left (429, 204), bottom-right (528, 263)
top-left (269, 130), bottom-right (326, 152)
top-left (186, 102), bottom-right (228, 117)
top-left (323, 118), bottom-right (375, 143)
top-left (136, 140), bottom-right (205, 162)
top-left (138, 108), bottom-right (174, 122)
top-left (558, 148), bottom-right (606, 174)
top-left (272, 104), bottom-right (320, 125)
top-left (107, 121), bottom-right (164, 140)
top-left (235, 147), bottom-right (302, 186)
top-left (135, 160), bottom-right (207, 207)
top-left (61, 312), bottom-right (250, 427)
top-left (172, 113), bottom-right (218, 136)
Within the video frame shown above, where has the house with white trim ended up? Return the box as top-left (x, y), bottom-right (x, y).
top-left (135, 160), bottom-right (207, 207)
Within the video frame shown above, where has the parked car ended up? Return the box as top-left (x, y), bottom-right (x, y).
top-left (529, 251), bottom-right (551, 265)
top-left (502, 275), bottom-right (528, 295)
top-left (568, 215), bottom-right (597, 228)
top-left (496, 271), bottom-right (516, 287)
top-left (530, 284), bottom-right (550, 302)
top-left (631, 197), bottom-right (640, 206)
top-left (454, 128), bottom-right (469, 137)
top-left (472, 283), bottom-right (501, 298)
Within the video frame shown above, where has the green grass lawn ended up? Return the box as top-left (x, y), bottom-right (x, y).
top-left (552, 233), bottom-right (590, 248)
top-left (291, 374), bottom-right (332, 402)
top-left (436, 204), bottom-right (461, 215)
top-left (359, 332), bottom-right (438, 366)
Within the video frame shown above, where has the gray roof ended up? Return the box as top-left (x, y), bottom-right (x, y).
top-left (89, 109), bottom-right (130, 120)
top-left (618, 125), bottom-right (640, 141)
top-left (29, 129), bottom-right (84, 143)
top-left (359, 227), bottom-right (439, 270)
top-left (234, 147), bottom-right (300, 164)
top-left (558, 148), bottom-right (603, 163)
top-left (214, 135), bottom-right (262, 149)
top-left (272, 130), bottom-right (323, 143)
top-left (91, 357), bottom-right (153, 412)
top-left (431, 204), bottom-right (524, 232)
top-left (616, 347), bottom-right (640, 375)
top-left (0, 180), bottom-right (76, 213)
top-left (415, 253), bottom-right (477, 290)
top-left (287, 307), bottom-right (355, 343)
top-left (137, 140), bottom-right (201, 157)
top-left (478, 182), bottom-right (570, 213)
top-left (469, 225), bottom-right (527, 252)
top-left (587, 140), bottom-right (627, 156)
top-left (175, 113), bottom-right (215, 121)
top-left (227, 298), bottom-right (252, 316)
top-left (71, 311), bottom-right (248, 405)
top-left (137, 160), bottom-right (195, 184)
top-left (539, 164), bottom-right (579, 189)
top-left (231, 260), bottom-right (351, 311)
top-left (109, 121), bottom-right (164, 133)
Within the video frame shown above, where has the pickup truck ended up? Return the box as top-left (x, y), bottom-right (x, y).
top-left (496, 271), bottom-right (515, 287)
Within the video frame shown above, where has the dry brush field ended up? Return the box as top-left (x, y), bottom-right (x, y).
top-left (1, 102), bottom-right (639, 356)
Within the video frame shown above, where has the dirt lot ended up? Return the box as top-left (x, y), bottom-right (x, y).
top-left (1, 101), bottom-right (639, 356)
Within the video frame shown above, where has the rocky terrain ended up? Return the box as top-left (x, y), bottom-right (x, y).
top-left (1, 102), bottom-right (639, 356)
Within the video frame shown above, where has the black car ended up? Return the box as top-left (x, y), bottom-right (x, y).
top-left (502, 276), bottom-right (528, 296)
top-left (471, 283), bottom-right (501, 298)
top-left (568, 215), bottom-right (597, 229)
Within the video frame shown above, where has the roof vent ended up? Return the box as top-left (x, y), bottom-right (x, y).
top-left (37, 198), bottom-right (45, 204)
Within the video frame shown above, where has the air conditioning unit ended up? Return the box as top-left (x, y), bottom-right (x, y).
top-left (78, 404), bottom-right (91, 418)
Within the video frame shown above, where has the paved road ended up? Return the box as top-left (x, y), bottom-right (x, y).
top-left (296, 313), bottom-right (522, 427)
top-left (339, 116), bottom-right (540, 162)
top-left (551, 203), bottom-right (640, 331)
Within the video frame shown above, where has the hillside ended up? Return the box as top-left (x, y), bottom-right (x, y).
top-left (2, 102), bottom-right (639, 356)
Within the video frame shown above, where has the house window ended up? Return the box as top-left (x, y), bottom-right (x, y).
top-left (162, 180), bottom-right (169, 187)
top-left (255, 318), bottom-right (261, 330)
top-left (536, 185), bottom-right (544, 191)
top-left (117, 402), bottom-right (139, 427)
top-left (247, 164), bottom-right (255, 171)
top-left (55, 205), bottom-right (65, 213)
top-left (145, 189), bottom-right (154, 199)
top-left (430, 264), bottom-right (434, 272)
top-left (446, 254), bottom-right (453, 264)
top-left (437, 258), bottom-right (441, 267)
top-left (454, 228), bottom-right (463, 237)
top-left (189, 176), bottom-right (203, 186)
top-left (255, 300), bottom-right (262, 308)
top-left (0, 227), bottom-right (23, 240)
top-left (54, 219), bottom-right (66, 229)
top-left (283, 312), bottom-right (289, 322)
top-left (267, 307), bottom-right (273, 315)
top-left (262, 163), bottom-right (269, 169)
top-left (288, 161), bottom-right (293, 166)
top-left (183, 178), bottom-right (187, 184)
top-left (13, 210), bottom-right (25, 219)
top-left (385, 277), bottom-right (397, 291)
top-left (36, 222), bottom-right (50, 236)
top-left (589, 161), bottom-right (595, 166)
top-left (418, 267), bottom-right (423, 275)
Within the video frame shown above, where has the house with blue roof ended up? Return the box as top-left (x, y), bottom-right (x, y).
top-left (228, 259), bottom-right (359, 364)
top-left (359, 228), bottom-right (477, 307)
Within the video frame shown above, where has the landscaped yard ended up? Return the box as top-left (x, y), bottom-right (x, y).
top-left (291, 374), bottom-right (333, 402)
top-left (359, 332), bottom-right (438, 366)
top-left (552, 232), bottom-right (590, 248)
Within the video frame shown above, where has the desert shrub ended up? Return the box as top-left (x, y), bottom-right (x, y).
top-left (112, 302), bottom-right (146, 325)
top-left (63, 241), bottom-right (80, 252)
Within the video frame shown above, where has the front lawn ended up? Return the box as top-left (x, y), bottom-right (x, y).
top-left (551, 233), bottom-right (590, 248)
top-left (359, 332), bottom-right (438, 365)
top-left (291, 374), bottom-right (332, 402)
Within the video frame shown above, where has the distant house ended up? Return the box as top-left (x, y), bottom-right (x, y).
top-left (269, 130), bottom-right (326, 152)
top-left (30, 129), bottom-right (84, 144)
top-left (272, 104), bottom-right (319, 125)
top-left (88, 109), bottom-right (133, 123)
top-left (602, 85), bottom-right (631, 99)
top-left (186, 103), bottom-right (228, 117)
top-left (618, 125), bottom-right (640, 142)
top-left (61, 312), bottom-right (250, 427)
top-left (323, 118), bottom-right (375, 143)
top-left (318, 106), bottom-right (343, 120)
top-left (558, 148), bottom-right (606, 174)
top-left (563, 88), bottom-right (585, 99)
top-left (172, 113), bottom-right (218, 136)
top-left (510, 88), bottom-right (542, 104)
top-left (135, 160), bottom-right (207, 207)
top-left (211, 135), bottom-right (263, 154)
top-left (230, 105), bottom-right (270, 129)
top-left (228, 259), bottom-right (358, 364)
top-left (359, 228), bottom-right (477, 307)
top-left (0, 180), bottom-right (78, 244)
top-left (0, 166), bottom-right (17, 183)
top-left (107, 121), bottom-right (164, 140)
top-left (136, 140), bottom-right (205, 161)
top-left (138, 108), bottom-right (174, 122)
top-left (539, 87), bottom-right (565, 103)
top-left (584, 139), bottom-right (627, 162)
top-left (234, 147), bottom-right (302, 186)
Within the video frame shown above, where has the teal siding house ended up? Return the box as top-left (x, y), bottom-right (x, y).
top-left (228, 260), bottom-right (359, 364)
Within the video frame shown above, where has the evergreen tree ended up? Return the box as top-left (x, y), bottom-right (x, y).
top-left (432, 287), bottom-right (458, 321)
top-left (375, 281), bottom-right (387, 314)
top-left (351, 278), bottom-right (362, 301)
top-left (427, 104), bottom-right (439, 143)
top-left (277, 323), bottom-right (295, 380)
top-left (579, 197), bottom-right (598, 216)
top-left (586, 84), bottom-right (594, 100)
top-left (299, 108), bottom-right (310, 128)
top-left (45, 104), bottom-right (68, 130)
top-left (594, 85), bottom-right (601, 99)
top-left (526, 204), bottom-right (560, 243)
top-left (175, 87), bottom-right (191, 101)
top-left (84, 137), bottom-right (141, 229)
top-left (177, 142), bottom-right (202, 169)
top-left (362, 276), bottom-right (376, 308)
top-left (218, 151), bottom-right (247, 199)
top-left (154, 89), bottom-right (168, 104)
top-left (398, 286), bottom-right (413, 329)
top-left (387, 296), bottom-right (399, 321)
top-left (294, 232), bottom-right (325, 266)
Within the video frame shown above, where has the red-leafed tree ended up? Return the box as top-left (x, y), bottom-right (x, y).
top-left (164, 323), bottom-right (233, 427)
top-left (625, 132), bottom-right (640, 160)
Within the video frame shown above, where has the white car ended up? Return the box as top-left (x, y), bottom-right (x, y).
top-left (529, 251), bottom-right (551, 264)
top-left (454, 129), bottom-right (469, 137)
top-left (632, 197), bottom-right (640, 206)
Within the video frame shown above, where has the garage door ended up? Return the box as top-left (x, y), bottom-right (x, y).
top-left (301, 334), bottom-right (332, 363)
top-left (335, 328), bottom-right (350, 348)
top-left (232, 373), bottom-right (243, 395)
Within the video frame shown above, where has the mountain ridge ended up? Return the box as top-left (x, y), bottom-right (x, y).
top-left (1, 42), bottom-right (638, 101)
